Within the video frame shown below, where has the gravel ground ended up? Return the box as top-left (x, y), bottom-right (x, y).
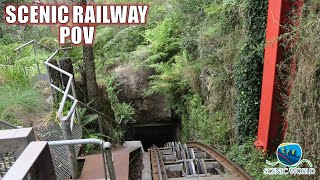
top-left (129, 149), bottom-right (144, 180)
top-left (167, 171), bottom-right (182, 178)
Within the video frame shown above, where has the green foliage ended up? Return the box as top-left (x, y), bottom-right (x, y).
top-left (144, 52), bottom-right (190, 102)
top-left (0, 43), bottom-right (19, 64)
top-left (283, 0), bottom-right (320, 176)
top-left (113, 102), bottom-right (135, 124)
top-left (144, 1), bottom-right (246, 149)
top-left (226, 139), bottom-right (290, 180)
top-left (0, 86), bottom-right (42, 119)
top-left (0, 31), bottom-right (55, 126)
top-left (3, 1), bottom-right (318, 179)
top-left (180, 94), bottom-right (230, 150)
top-left (0, 40), bottom-right (53, 81)
top-left (0, 66), bottom-right (42, 124)
top-left (0, 65), bottom-right (29, 84)
top-left (227, 139), bottom-right (264, 178)
top-left (146, 18), bottom-right (181, 53)
top-left (105, 76), bottom-right (135, 142)
top-left (93, 26), bottom-right (145, 70)
top-left (106, 76), bottom-right (135, 124)
top-left (77, 108), bottom-right (109, 154)
top-left (235, 0), bottom-right (268, 141)
top-left (145, 52), bottom-right (168, 64)
top-left (104, 26), bottom-right (145, 54)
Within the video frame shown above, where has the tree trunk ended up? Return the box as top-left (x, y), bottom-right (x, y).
top-left (59, 57), bottom-right (74, 88)
top-left (48, 58), bottom-right (62, 103)
top-left (83, 46), bottom-right (115, 138)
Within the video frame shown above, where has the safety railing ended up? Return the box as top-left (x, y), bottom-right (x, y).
top-left (14, 41), bottom-right (80, 130)
top-left (48, 139), bottom-right (116, 180)
top-left (2, 139), bottom-right (116, 180)
top-left (12, 40), bottom-right (55, 76)
top-left (44, 48), bottom-right (80, 128)
top-left (14, 40), bottom-right (119, 179)
top-left (14, 40), bottom-right (121, 132)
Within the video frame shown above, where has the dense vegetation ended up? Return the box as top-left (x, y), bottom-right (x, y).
top-left (0, 0), bottom-right (319, 179)
top-left (284, 0), bottom-right (320, 177)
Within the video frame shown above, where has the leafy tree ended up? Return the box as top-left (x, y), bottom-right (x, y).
top-left (81, 0), bottom-right (115, 139)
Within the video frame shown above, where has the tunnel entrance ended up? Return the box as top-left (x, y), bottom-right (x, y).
top-left (126, 123), bottom-right (178, 151)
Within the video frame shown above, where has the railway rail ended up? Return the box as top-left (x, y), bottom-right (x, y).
top-left (150, 141), bottom-right (252, 180)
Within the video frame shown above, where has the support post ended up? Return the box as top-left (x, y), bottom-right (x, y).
top-left (48, 59), bottom-right (62, 103)
top-left (59, 58), bottom-right (74, 88)
top-left (32, 43), bottom-right (41, 75)
top-left (61, 119), bottom-right (80, 179)
top-left (98, 116), bottom-right (104, 134)
top-left (105, 149), bottom-right (116, 180)
top-left (254, 0), bottom-right (304, 152)
top-left (59, 57), bottom-right (82, 125)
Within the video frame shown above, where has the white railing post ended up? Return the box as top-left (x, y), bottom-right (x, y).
top-left (61, 119), bottom-right (80, 178)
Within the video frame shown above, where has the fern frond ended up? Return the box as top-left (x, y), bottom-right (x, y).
top-left (145, 52), bottom-right (168, 64)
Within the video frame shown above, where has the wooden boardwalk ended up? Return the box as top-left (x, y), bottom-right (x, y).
top-left (78, 141), bottom-right (143, 180)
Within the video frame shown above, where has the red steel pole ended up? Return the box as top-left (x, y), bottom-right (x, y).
top-left (254, 0), bottom-right (304, 153)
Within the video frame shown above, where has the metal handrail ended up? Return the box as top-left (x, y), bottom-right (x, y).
top-left (14, 40), bottom-right (34, 51)
top-left (13, 41), bottom-right (119, 179)
top-left (14, 40), bottom-right (120, 129)
top-left (50, 83), bottom-right (120, 123)
top-left (48, 139), bottom-right (116, 180)
top-left (15, 42), bottom-right (80, 128)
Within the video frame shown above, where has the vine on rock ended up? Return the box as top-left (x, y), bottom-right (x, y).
top-left (235, 0), bottom-right (268, 142)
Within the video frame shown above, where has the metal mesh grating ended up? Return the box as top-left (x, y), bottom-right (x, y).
top-left (0, 153), bottom-right (33, 180)
top-left (0, 152), bottom-right (15, 177)
top-left (34, 122), bottom-right (82, 180)
top-left (35, 74), bottom-right (49, 82)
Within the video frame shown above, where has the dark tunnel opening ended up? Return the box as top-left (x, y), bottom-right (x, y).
top-left (125, 124), bottom-right (178, 151)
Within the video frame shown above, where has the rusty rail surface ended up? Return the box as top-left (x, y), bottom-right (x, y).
top-left (187, 142), bottom-right (253, 180)
top-left (150, 141), bottom-right (253, 180)
top-left (150, 145), bottom-right (167, 180)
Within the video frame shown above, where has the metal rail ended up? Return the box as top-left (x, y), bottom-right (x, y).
top-left (150, 142), bottom-right (253, 180)
top-left (150, 145), bottom-right (168, 180)
top-left (14, 40), bottom-right (120, 130)
top-left (44, 50), bottom-right (80, 125)
top-left (187, 142), bottom-right (253, 180)
top-left (14, 40), bottom-right (121, 179)
top-left (14, 41), bottom-right (80, 129)
top-left (48, 139), bottom-right (116, 180)
top-left (16, 42), bottom-right (81, 178)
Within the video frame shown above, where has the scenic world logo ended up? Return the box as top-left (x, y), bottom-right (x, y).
top-left (277, 143), bottom-right (302, 167)
top-left (267, 143), bottom-right (313, 168)
top-left (264, 143), bottom-right (316, 175)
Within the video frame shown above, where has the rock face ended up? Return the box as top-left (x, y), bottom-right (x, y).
top-left (113, 65), bottom-right (171, 123)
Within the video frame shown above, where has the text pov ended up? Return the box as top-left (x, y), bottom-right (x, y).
top-left (4, 5), bottom-right (149, 45)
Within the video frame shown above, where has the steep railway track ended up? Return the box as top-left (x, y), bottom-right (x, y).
top-left (150, 142), bottom-right (252, 180)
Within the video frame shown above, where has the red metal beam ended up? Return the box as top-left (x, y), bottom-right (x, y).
top-left (254, 0), bottom-right (304, 153)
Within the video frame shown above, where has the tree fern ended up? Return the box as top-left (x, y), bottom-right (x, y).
top-left (144, 52), bottom-right (190, 97)
top-left (145, 52), bottom-right (168, 64)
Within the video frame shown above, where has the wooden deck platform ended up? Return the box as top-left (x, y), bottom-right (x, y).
top-left (78, 141), bottom-right (143, 180)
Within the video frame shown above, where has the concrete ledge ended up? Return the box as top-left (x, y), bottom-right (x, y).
top-left (0, 128), bottom-right (35, 158)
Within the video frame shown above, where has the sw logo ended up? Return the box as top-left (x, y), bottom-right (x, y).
top-left (263, 143), bottom-right (316, 175)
